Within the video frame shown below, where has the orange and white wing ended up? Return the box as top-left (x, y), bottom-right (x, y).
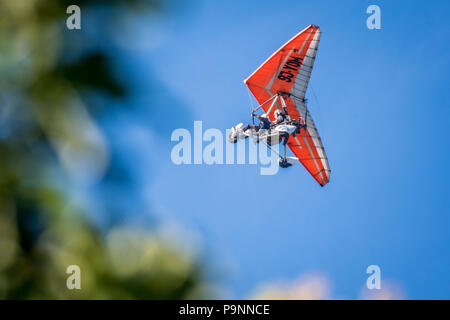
top-left (245, 25), bottom-right (330, 186)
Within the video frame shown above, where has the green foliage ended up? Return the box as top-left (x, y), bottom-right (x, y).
top-left (0, 0), bottom-right (208, 299)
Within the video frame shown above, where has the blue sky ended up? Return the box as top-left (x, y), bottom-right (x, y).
top-left (102, 0), bottom-right (450, 299)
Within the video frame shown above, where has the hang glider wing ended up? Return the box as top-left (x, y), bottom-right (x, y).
top-left (244, 25), bottom-right (330, 186)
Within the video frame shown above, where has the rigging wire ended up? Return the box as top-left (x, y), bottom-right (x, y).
top-left (310, 82), bottom-right (322, 119)
top-left (261, 140), bottom-right (280, 158)
top-left (247, 87), bottom-right (255, 124)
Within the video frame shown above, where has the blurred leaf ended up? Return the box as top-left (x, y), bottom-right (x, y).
top-left (56, 53), bottom-right (126, 97)
top-left (0, 0), bottom-right (210, 299)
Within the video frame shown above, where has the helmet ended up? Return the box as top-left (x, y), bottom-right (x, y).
top-left (261, 113), bottom-right (268, 118)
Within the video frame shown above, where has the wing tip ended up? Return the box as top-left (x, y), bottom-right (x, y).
top-left (244, 24), bottom-right (321, 86)
top-left (319, 179), bottom-right (330, 187)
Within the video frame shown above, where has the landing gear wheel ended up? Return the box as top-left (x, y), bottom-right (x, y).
top-left (279, 157), bottom-right (292, 168)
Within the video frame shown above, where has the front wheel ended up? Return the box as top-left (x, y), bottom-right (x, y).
top-left (279, 158), bottom-right (292, 168)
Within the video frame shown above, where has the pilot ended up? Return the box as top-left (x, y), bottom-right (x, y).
top-left (242, 113), bottom-right (271, 133)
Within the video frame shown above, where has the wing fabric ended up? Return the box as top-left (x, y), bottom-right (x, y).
top-left (244, 25), bottom-right (330, 186)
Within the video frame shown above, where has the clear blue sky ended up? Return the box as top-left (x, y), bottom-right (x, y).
top-left (102, 0), bottom-right (450, 299)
